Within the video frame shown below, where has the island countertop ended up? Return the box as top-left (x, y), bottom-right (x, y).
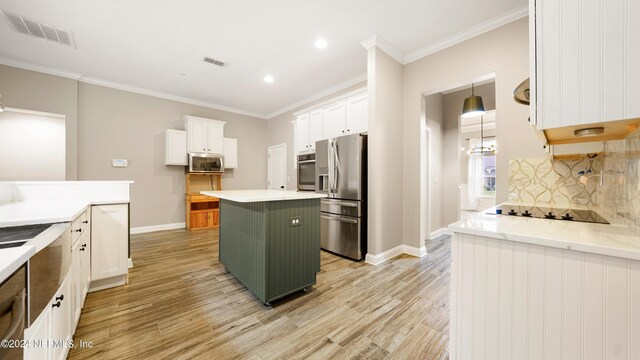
top-left (200, 189), bottom-right (326, 203)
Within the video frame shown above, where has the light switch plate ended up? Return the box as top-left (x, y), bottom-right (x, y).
top-left (112, 159), bottom-right (128, 167)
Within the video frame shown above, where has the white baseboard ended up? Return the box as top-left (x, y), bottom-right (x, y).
top-left (130, 222), bottom-right (185, 234)
top-left (430, 227), bottom-right (452, 239)
top-left (403, 245), bottom-right (427, 258)
top-left (365, 245), bottom-right (404, 265)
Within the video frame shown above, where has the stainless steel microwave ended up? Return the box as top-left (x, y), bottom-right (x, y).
top-left (188, 153), bottom-right (224, 173)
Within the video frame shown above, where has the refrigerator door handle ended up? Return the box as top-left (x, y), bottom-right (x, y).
top-left (321, 214), bottom-right (358, 224)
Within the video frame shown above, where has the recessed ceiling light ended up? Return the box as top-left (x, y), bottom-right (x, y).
top-left (264, 75), bottom-right (274, 84)
top-left (315, 38), bottom-right (328, 49)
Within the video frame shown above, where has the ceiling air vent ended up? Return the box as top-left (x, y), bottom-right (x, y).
top-left (204, 57), bottom-right (225, 67)
top-left (1, 10), bottom-right (77, 49)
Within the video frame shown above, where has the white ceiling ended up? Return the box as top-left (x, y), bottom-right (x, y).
top-left (0, 0), bottom-right (527, 118)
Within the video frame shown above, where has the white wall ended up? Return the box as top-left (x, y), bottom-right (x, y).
top-left (402, 18), bottom-right (547, 248)
top-left (0, 109), bottom-right (66, 180)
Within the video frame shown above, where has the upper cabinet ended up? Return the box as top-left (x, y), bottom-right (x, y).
top-left (292, 88), bottom-right (367, 155)
top-left (532, 0), bottom-right (640, 129)
top-left (184, 116), bottom-right (226, 154)
top-left (165, 129), bottom-right (188, 165)
top-left (223, 137), bottom-right (238, 169)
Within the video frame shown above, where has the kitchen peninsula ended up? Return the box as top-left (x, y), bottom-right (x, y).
top-left (201, 190), bottom-right (326, 305)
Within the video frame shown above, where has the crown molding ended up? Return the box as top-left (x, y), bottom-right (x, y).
top-left (0, 56), bottom-right (82, 80)
top-left (403, 5), bottom-right (528, 64)
top-left (0, 57), bottom-right (267, 119)
top-left (360, 35), bottom-right (404, 64)
top-left (78, 77), bottom-right (266, 119)
top-left (266, 73), bottom-right (366, 119)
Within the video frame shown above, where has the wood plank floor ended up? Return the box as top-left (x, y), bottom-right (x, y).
top-left (68, 229), bottom-right (451, 360)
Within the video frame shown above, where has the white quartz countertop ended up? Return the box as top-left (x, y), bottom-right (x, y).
top-left (0, 198), bottom-right (127, 228)
top-left (449, 205), bottom-right (640, 261)
top-left (201, 190), bottom-right (327, 203)
top-left (0, 245), bottom-right (35, 284)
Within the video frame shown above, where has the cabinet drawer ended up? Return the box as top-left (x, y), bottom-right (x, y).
top-left (190, 194), bottom-right (218, 203)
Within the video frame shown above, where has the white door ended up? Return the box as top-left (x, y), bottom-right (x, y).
top-left (267, 144), bottom-right (286, 190)
top-left (187, 119), bottom-right (208, 153)
top-left (323, 102), bottom-right (346, 139)
top-left (294, 114), bottom-right (310, 153)
top-left (308, 109), bottom-right (324, 151)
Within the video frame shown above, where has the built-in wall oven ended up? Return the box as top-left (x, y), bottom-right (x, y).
top-left (297, 153), bottom-right (316, 191)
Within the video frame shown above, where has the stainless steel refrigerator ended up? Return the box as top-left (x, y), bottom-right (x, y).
top-left (315, 133), bottom-right (367, 260)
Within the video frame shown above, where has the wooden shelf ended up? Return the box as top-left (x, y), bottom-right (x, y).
top-left (186, 173), bottom-right (222, 230)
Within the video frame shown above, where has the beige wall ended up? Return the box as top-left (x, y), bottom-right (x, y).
top-left (77, 83), bottom-right (268, 228)
top-left (0, 65), bottom-right (79, 180)
top-left (402, 18), bottom-right (547, 248)
top-left (367, 47), bottom-right (405, 255)
top-left (424, 93), bottom-right (444, 234)
top-left (266, 82), bottom-right (366, 190)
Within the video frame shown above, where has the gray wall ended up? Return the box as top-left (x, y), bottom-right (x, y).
top-left (266, 82), bottom-right (366, 190)
top-left (77, 83), bottom-right (268, 228)
top-left (402, 18), bottom-right (547, 247)
top-left (0, 65), bottom-right (79, 180)
top-left (367, 47), bottom-right (405, 255)
top-left (0, 64), bottom-right (268, 228)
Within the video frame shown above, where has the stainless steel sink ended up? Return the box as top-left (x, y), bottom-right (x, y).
top-left (0, 224), bottom-right (51, 248)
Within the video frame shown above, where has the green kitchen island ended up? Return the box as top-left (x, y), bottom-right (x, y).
top-left (201, 189), bottom-right (326, 305)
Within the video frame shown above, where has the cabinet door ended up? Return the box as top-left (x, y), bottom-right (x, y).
top-left (71, 242), bottom-right (82, 330)
top-left (308, 110), bottom-right (323, 151)
top-left (345, 93), bottom-right (368, 134)
top-left (50, 276), bottom-right (71, 360)
top-left (187, 119), bottom-right (208, 153)
top-left (190, 212), bottom-right (212, 229)
top-left (294, 114), bottom-right (310, 153)
top-left (165, 129), bottom-right (188, 165)
top-left (81, 232), bottom-right (91, 300)
top-left (24, 305), bottom-right (50, 360)
top-left (323, 102), bottom-right (347, 139)
top-left (91, 204), bottom-right (128, 281)
top-left (223, 137), bottom-right (238, 169)
top-left (207, 123), bottom-right (224, 154)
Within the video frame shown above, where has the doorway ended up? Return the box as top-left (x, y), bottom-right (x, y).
top-left (267, 144), bottom-right (286, 190)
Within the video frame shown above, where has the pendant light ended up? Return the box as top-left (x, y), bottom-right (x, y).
top-left (461, 83), bottom-right (485, 118)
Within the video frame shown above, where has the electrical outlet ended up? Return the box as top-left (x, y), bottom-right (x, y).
top-left (289, 216), bottom-right (302, 227)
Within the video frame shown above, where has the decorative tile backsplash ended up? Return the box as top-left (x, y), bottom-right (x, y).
top-left (597, 129), bottom-right (640, 231)
top-left (509, 157), bottom-right (601, 206)
top-left (509, 129), bottom-right (640, 232)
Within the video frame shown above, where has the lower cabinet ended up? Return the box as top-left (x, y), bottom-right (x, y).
top-left (24, 276), bottom-right (72, 360)
top-left (91, 204), bottom-right (129, 285)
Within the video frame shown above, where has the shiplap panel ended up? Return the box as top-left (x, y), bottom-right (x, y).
top-left (540, 0), bottom-right (562, 128)
top-left (451, 233), bottom-right (640, 360)
top-left (580, 0), bottom-right (603, 124)
top-left (512, 243), bottom-right (529, 360)
top-left (605, 257), bottom-right (629, 359)
top-left (560, 0), bottom-right (581, 126)
top-left (484, 239), bottom-right (501, 359)
top-left (498, 241), bottom-right (514, 360)
top-left (583, 253), bottom-right (605, 360)
top-left (545, 247), bottom-right (564, 359)
top-left (563, 251), bottom-right (584, 359)
top-left (627, 0), bottom-right (640, 119)
top-left (471, 239), bottom-right (487, 359)
top-left (528, 245), bottom-right (546, 360)
top-left (602, 0), bottom-right (626, 121)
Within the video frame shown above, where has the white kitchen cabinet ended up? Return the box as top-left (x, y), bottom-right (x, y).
top-left (223, 137), bottom-right (238, 169)
top-left (165, 129), bottom-right (187, 165)
top-left (294, 113), bottom-right (311, 153)
top-left (24, 304), bottom-right (51, 360)
top-left (91, 204), bottom-right (128, 284)
top-left (50, 275), bottom-right (71, 360)
top-left (345, 93), bottom-right (368, 134)
top-left (323, 102), bottom-right (347, 139)
top-left (184, 116), bottom-right (225, 154)
top-left (308, 109), bottom-right (323, 148)
top-left (533, 0), bottom-right (640, 129)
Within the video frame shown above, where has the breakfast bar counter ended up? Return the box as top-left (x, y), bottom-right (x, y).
top-left (201, 190), bottom-right (326, 305)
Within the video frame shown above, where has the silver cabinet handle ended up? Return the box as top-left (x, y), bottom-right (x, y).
top-left (321, 214), bottom-right (358, 224)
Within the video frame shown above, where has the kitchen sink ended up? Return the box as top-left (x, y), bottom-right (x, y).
top-left (0, 223), bottom-right (51, 244)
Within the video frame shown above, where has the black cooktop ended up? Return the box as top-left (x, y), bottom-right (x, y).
top-left (494, 205), bottom-right (609, 224)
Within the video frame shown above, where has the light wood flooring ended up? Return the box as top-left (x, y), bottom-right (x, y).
top-left (68, 229), bottom-right (451, 360)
